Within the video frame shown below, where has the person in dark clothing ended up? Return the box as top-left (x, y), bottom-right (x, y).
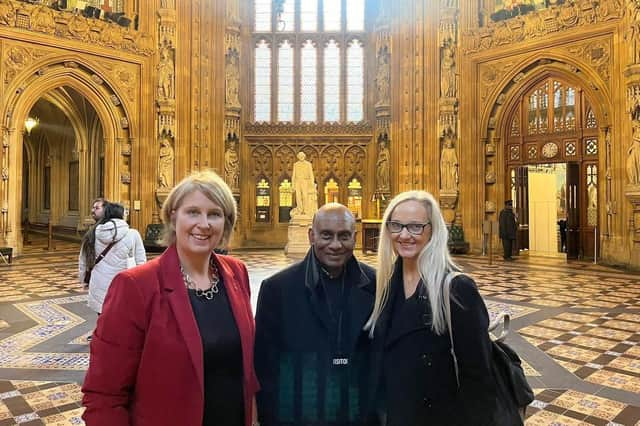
top-left (557, 219), bottom-right (567, 252)
top-left (255, 203), bottom-right (376, 426)
top-left (498, 199), bottom-right (517, 260)
top-left (365, 191), bottom-right (497, 426)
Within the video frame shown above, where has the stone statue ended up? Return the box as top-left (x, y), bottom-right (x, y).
top-left (627, 0), bottom-right (640, 65)
top-left (291, 152), bottom-right (317, 217)
top-left (376, 138), bottom-right (390, 191)
top-left (441, 45), bottom-right (456, 98)
top-left (224, 138), bottom-right (240, 191)
top-left (157, 47), bottom-right (175, 100)
top-left (225, 51), bottom-right (240, 107)
top-left (440, 134), bottom-right (459, 191)
top-left (158, 137), bottom-right (174, 188)
top-left (376, 47), bottom-right (390, 106)
top-left (627, 123), bottom-right (640, 185)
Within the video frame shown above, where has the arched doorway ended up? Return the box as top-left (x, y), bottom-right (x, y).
top-left (22, 87), bottom-right (105, 234)
top-left (503, 74), bottom-right (600, 260)
top-left (0, 57), bottom-right (134, 255)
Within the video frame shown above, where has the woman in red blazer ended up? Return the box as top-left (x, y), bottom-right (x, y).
top-left (82, 170), bottom-right (259, 426)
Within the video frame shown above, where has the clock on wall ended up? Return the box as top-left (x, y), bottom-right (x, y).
top-left (541, 142), bottom-right (558, 159)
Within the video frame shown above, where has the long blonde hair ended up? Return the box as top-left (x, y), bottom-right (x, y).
top-left (365, 190), bottom-right (460, 336)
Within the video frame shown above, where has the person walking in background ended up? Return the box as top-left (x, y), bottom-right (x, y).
top-left (90, 197), bottom-right (107, 222)
top-left (498, 200), bottom-right (517, 261)
top-left (255, 203), bottom-right (376, 426)
top-left (82, 171), bottom-right (259, 426)
top-left (365, 191), bottom-right (496, 426)
top-left (79, 202), bottom-right (146, 314)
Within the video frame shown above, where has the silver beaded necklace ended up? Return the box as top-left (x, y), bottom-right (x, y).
top-left (180, 260), bottom-right (220, 300)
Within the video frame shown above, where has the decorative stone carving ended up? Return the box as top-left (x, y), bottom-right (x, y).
top-left (441, 44), bottom-right (456, 98)
top-left (375, 45), bottom-right (390, 107)
top-left (627, 122), bottom-right (640, 186)
top-left (225, 49), bottom-right (240, 108)
top-left (3, 45), bottom-right (48, 85)
top-left (485, 200), bottom-right (496, 213)
top-left (157, 47), bottom-right (175, 100)
top-left (224, 137), bottom-right (240, 192)
top-left (626, 0), bottom-right (640, 65)
top-left (375, 136), bottom-right (390, 192)
top-left (158, 136), bottom-right (175, 188)
top-left (0, 1), bottom-right (152, 55)
top-left (567, 39), bottom-right (611, 83)
top-left (244, 122), bottom-right (372, 135)
top-left (440, 132), bottom-right (459, 192)
top-left (30, 5), bottom-right (55, 35)
top-left (480, 61), bottom-right (516, 103)
top-left (463, 0), bottom-right (623, 54)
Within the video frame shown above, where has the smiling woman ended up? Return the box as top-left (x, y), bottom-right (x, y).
top-left (82, 170), bottom-right (260, 426)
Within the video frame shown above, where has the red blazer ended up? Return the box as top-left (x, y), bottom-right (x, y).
top-left (82, 245), bottom-right (259, 426)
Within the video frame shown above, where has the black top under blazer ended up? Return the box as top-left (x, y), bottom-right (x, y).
top-left (369, 262), bottom-right (497, 426)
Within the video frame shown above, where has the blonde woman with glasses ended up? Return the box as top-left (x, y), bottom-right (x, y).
top-left (365, 191), bottom-right (497, 426)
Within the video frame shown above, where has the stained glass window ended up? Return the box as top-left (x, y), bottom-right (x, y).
top-left (301, 40), bottom-right (317, 122)
top-left (253, 0), bottom-right (367, 123)
top-left (255, 40), bottom-right (271, 121)
top-left (324, 39), bottom-right (340, 122)
top-left (300, 0), bottom-right (317, 31)
top-left (347, 39), bottom-right (364, 122)
top-left (278, 40), bottom-right (294, 122)
top-left (324, 0), bottom-right (341, 31)
top-left (278, 0), bottom-right (295, 32)
top-left (254, 0), bottom-right (271, 31)
top-left (347, 0), bottom-right (365, 31)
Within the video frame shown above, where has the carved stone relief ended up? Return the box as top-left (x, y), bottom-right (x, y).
top-left (3, 45), bottom-right (49, 86)
top-left (375, 45), bottom-right (390, 107)
top-left (480, 61), bottom-right (516, 104)
top-left (0, 1), bottom-right (153, 55)
top-left (225, 49), bottom-right (240, 108)
top-left (463, 0), bottom-right (623, 54)
top-left (440, 131), bottom-right (459, 192)
top-left (158, 135), bottom-right (175, 188)
top-left (567, 39), bottom-right (611, 84)
top-left (224, 136), bottom-right (240, 192)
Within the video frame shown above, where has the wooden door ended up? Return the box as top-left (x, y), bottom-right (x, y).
top-left (566, 162), bottom-right (580, 259)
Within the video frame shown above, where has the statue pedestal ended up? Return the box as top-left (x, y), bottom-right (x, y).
top-left (285, 216), bottom-right (312, 258)
top-left (439, 190), bottom-right (459, 225)
top-left (625, 185), bottom-right (640, 244)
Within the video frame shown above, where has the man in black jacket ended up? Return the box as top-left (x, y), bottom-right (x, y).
top-left (498, 200), bottom-right (517, 260)
top-left (255, 203), bottom-right (376, 426)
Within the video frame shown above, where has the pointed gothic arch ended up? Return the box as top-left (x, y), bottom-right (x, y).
top-left (0, 57), bottom-right (134, 254)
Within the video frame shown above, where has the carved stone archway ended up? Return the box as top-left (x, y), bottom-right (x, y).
top-left (0, 56), bottom-right (134, 254)
top-left (480, 58), bottom-right (612, 258)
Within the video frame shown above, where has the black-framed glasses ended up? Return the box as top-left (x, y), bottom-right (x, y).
top-left (386, 221), bottom-right (432, 235)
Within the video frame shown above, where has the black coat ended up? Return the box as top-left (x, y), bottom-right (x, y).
top-left (255, 250), bottom-right (376, 426)
top-left (499, 208), bottom-right (517, 240)
top-left (368, 263), bottom-right (497, 426)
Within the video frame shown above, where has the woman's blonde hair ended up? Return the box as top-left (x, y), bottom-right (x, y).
top-left (365, 190), bottom-right (460, 336)
top-left (160, 170), bottom-right (237, 248)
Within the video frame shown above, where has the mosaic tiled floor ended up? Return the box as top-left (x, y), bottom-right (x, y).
top-left (0, 241), bottom-right (639, 425)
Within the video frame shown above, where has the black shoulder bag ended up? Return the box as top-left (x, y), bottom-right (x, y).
top-left (443, 272), bottom-right (534, 426)
top-left (83, 241), bottom-right (117, 284)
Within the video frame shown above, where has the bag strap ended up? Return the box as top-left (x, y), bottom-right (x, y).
top-left (444, 272), bottom-right (512, 390)
top-left (94, 241), bottom-right (117, 267)
top-left (443, 271), bottom-right (462, 388)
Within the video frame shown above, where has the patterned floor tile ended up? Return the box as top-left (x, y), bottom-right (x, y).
top-left (2, 242), bottom-right (640, 424)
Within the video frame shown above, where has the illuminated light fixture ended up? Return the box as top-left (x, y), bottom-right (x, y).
top-left (24, 116), bottom-right (39, 135)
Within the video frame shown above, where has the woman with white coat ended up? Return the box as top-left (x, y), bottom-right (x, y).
top-left (79, 202), bottom-right (147, 314)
